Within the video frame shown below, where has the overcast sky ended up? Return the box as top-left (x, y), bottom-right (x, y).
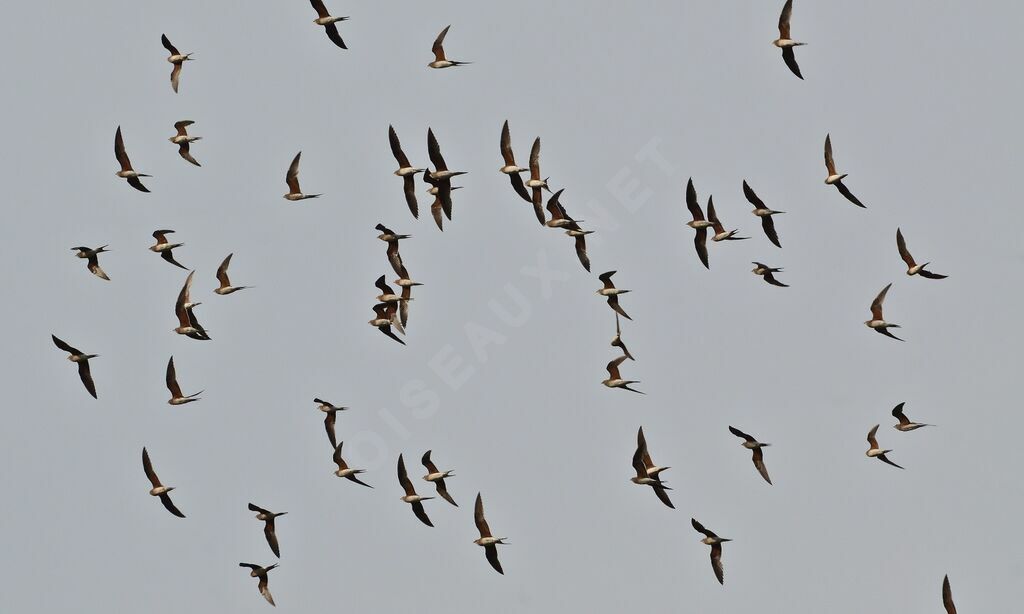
top-left (3, 1), bottom-right (1023, 612)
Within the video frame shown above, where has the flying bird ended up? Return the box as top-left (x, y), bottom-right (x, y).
top-left (823, 134), bottom-right (866, 208)
top-left (499, 120), bottom-right (533, 204)
top-left (165, 356), bottom-right (202, 405)
top-left (389, 125), bottom-right (424, 218)
top-left (597, 271), bottom-right (632, 321)
top-left (142, 447), bottom-right (185, 517)
top-left (375, 223), bottom-right (410, 276)
top-left (866, 424), bottom-right (904, 469)
top-left (743, 181), bottom-right (783, 248)
top-left (692, 518), bottom-right (731, 585)
top-left (473, 493), bottom-right (508, 575)
top-left (238, 563), bottom-right (278, 607)
top-left (428, 25), bottom-right (470, 68)
top-left (897, 228), bottom-right (947, 279)
top-left (369, 303), bottom-right (405, 345)
top-left (772, 0), bottom-right (805, 79)
top-left (114, 126), bottom-right (150, 192)
top-left (751, 262), bottom-right (788, 287)
top-left (603, 355), bottom-right (644, 394)
top-left (51, 334), bottom-right (98, 399)
top-left (332, 441), bottom-right (372, 487)
top-left (161, 34), bottom-right (193, 93)
top-left (169, 121), bottom-right (201, 167)
top-left (421, 450), bottom-right (457, 506)
top-left (426, 128), bottom-right (467, 221)
top-left (942, 575), bottom-right (957, 614)
top-left (248, 503), bottom-right (287, 558)
top-left (397, 454), bottom-right (434, 526)
top-left (728, 426), bottom-right (773, 485)
top-left (150, 230), bottom-right (188, 270)
top-left (423, 173), bottom-right (463, 231)
top-left (707, 196), bottom-right (748, 242)
top-left (71, 245), bottom-right (110, 281)
top-left (173, 271), bottom-right (211, 340)
top-left (214, 253), bottom-right (250, 295)
top-left (891, 402), bottom-right (932, 432)
top-left (309, 0), bottom-right (349, 49)
top-left (283, 152), bottom-right (321, 201)
top-left (375, 275), bottom-right (409, 305)
top-left (611, 314), bottom-right (634, 360)
top-left (684, 178), bottom-right (713, 269)
top-left (544, 189), bottom-right (582, 229)
top-left (631, 427), bottom-right (673, 508)
top-left (865, 283), bottom-right (903, 341)
top-left (316, 398), bottom-right (348, 449)
top-left (526, 138), bottom-right (550, 225)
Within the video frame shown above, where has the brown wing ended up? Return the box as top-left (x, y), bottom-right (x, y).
top-left (505, 171), bottom-right (530, 203)
top-left (781, 46), bottom-right (803, 80)
top-left (867, 424), bottom-right (880, 448)
top-left (161, 34), bottom-right (180, 55)
top-left (546, 189), bottom-right (566, 220)
top-left (834, 180), bottom-right (865, 208)
top-left (778, 0), bottom-right (794, 39)
top-left (607, 295), bottom-right (631, 320)
top-left (652, 484), bottom-right (675, 509)
top-left (386, 241), bottom-right (405, 277)
top-left (742, 180), bottom-right (766, 209)
top-left (170, 63), bottom-right (182, 93)
top-left (474, 492), bottom-right (492, 538)
top-left (431, 25), bottom-right (450, 61)
top-left (324, 22), bottom-right (347, 49)
top-left (421, 450), bottom-right (439, 474)
top-left (173, 120), bottom-right (193, 136)
top-left (531, 186), bottom-right (545, 225)
top-left (707, 196), bottom-right (725, 234)
top-left (388, 125), bottom-right (411, 167)
top-left (216, 254), bottom-right (233, 289)
top-left (127, 176), bottom-right (150, 193)
top-left (598, 270), bottom-right (616, 289)
top-left (763, 270), bottom-right (788, 287)
top-left (728, 426), bottom-right (756, 443)
top-left (942, 575), bottom-right (957, 614)
top-left (75, 360), bottom-right (96, 398)
top-left (410, 500), bottom-right (433, 527)
top-left (573, 234), bottom-right (591, 272)
top-left (399, 285), bottom-right (411, 327)
top-left (500, 120), bottom-right (516, 166)
top-left (484, 544), bottom-right (504, 574)
top-left (346, 473), bottom-right (373, 488)
top-left (286, 151), bottom-right (302, 193)
top-left (434, 479), bottom-right (457, 506)
top-left (824, 134), bottom-right (837, 175)
top-left (891, 402), bottom-right (911, 425)
top-left (165, 356), bottom-right (184, 398)
top-left (177, 142), bottom-right (200, 166)
top-left (248, 502), bottom-right (272, 515)
top-left (51, 334), bottom-right (81, 355)
top-left (325, 412), bottom-right (337, 450)
top-left (685, 178), bottom-right (704, 222)
top-left (427, 128), bottom-right (447, 171)
top-left (691, 518), bottom-right (715, 538)
top-left (264, 520), bottom-right (281, 557)
top-left (161, 250), bottom-right (188, 270)
top-left (402, 175), bottom-right (418, 218)
top-left (310, 0), bottom-right (330, 18)
top-left (397, 454), bottom-right (416, 496)
top-left (332, 441), bottom-right (348, 470)
top-left (761, 215), bottom-right (781, 248)
top-left (142, 447), bottom-right (162, 488)
top-left (710, 543), bottom-right (725, 584)
top-left (86, 254), bottom-right (109, 279)
top-left (896, 228), bottom-right (917, 268)
top-left (175, 272), bottom-right (194, 327)
top-left (694, 228), bottom-right (709, 269)
top-left (258, 575), bottom-right (275, 606)
top-left (529, 137), bottom-right (541, 180)
top-left (375, 275), bottom-right (395, 296)
top-left (159, 493), bottom-right (186, 518)
top-left (114, 126), bottom-right (132, 171)
top-left (752, 447), bottom-right (772, 485)
top-left (631, 446), bottom-right (647, 479)
top-left (606, 355), bottom-right (627, 380)
top-left (870, 283), bottom-right (892, 320)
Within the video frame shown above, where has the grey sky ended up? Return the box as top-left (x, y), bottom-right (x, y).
top-left (4, 0), bottom-right (1023, 611)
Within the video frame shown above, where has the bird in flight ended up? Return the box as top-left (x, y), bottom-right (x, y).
top-left (332, 441), bottom-right (373, 488)
top-left (891, 402), bottom-right (933, 432)
top-left (214, 253), bottom-right (250, 295)
top-left (611, 314), bottom-right (634, 361)
top-left (161, 34), bottom-right (193, 93)
top-left (369, 302), bottom-right (405, 345)
top-left (316, 398), bottom-right (348, 449)
top-left (707, 196), bottom-right (747, 242)
top-left (238, 563), bottom-right (278, 607)
top-left (142, 447), bottom-right (185, 517)
top-left (51, 334), bottom-right (98, 399)
top-left (684, 178), bottom-right (713, 269)
top-left (114, 126), bottom-right (151, 192)
top-left (897, 228), bottom-right (947, 279)
top-left (864, 283), bottom-right (903, 341)
top-left (397, 454), bottom-right (434, 526)
top-left (751, 262), bottom-right (788, 287)
top-left (248, 503), bottom-right (288, 558)
top-left (173, 271), bottom-right (211, 340)
top-left (473, 493), bottom-right (508, 575)
top-left (771, 0), bottom-right (805, 79)
top-left (823, 134), bottom-right (865, 208)
top-left (603, 355), bottom-right (644, 394)
top-left (499, 120), bottom-right (533, 205)
top-left (150, 230), bottom-right (188, 270)
top-left (743, 181), bottom-right (784, 248)
top-left (866, 424), bottom-right (904, 469)
top-left (165, 356), bottom-right (202, 405)
top-left (692, 518), bottom-right (731, 585)
top-left (728, 426), bottom-right (773, 485)
top-left (597, 271), bottom-right (632, 321)
top-left (71, 245), bottom-right (110, 281)
top-left (631, 426), bottom-right (673, 508)
top-left (309, 0), bottom-right (349, 49)
top-left (421, 450), bottom-right (457, 506)
top-left (526, 138), bottom-right (550, 225)
top-left (169, 121), bottom-right (202, 167)
top-left (283, 152), bottom-right (321, 201)
top-left (428, 25), bottom-right (471, 69)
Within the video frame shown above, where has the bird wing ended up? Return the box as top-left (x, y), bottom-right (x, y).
top-left (332, 441), bottom-right (347, 469)
top-left (431, 25), bottom-right (450, 61)
top-left (896, 228), bottom-right (917, 268)
top-left (729, 426), bottom-right (756, 443)
top-left (421, 450), bottom-right (439, 474)
top-left (160, 493), bottom-right (186, 518)
top-left (114, 126), bottom-right (132, 171)
top-left (474, 493), bottom-right (492, 537)
top-left (500, 120), bottom-right (516, 166)
top-left (652, 483), bottom-right (675, 509)
top-left (710, 543), bottom-right (725, 584)
top-left (685, 179), bottom-right (704, 222)
top-left (761, 215), bottom-right (781, 248)
top-left (834, 180), bottom-right (865, 208)
top-left (216, 254), bottom-right (233, 288)
top-left (76, 360), bottom-right (97, 398)
top-left (509, 171), bottom-right (532, 203)
top-left (707, 196), bottom-right (725, 234)
top-left (824, 134), bottom-right (836, 175)
top-left (165, 356), bottom-right (184, 398)
top-left (870, 283), bottom-right (891, 320)
top-left (161, 34), bottom-right (180, 55)
top-left (51, 334), bottom-right (81, 355)
top-left (598, 271), bottom-right (616, 289)
top-left (411, 500), bottom-right (433, 527)
top-left (310, 0), bottom-right (330, 18)
top-left (388, 125), bottom-right (411, 168)
top-left (484, 544), bottom-right (504, 574)
top-left (778, 0), bottom-right (794, 39)
top-left (324, 22), bottom-right (347, 49)
top-left (573, 234), bottom-right (591, 272)
top-left (161, 250), bottom-right (188, 270)
top-left (891, 402), bottom-right (911, 425)
top-left (606, 355), bottom-right (627, 380)
top-left (694, 228), bottom-right (709, 269)
top-left (752, 447), bottom-right (772, 485)
top-left (942, 575), bottom-right (957, 614)
top-left (397, 454), bottom-right (416, 496)
top-left (248, 502), bottom-right (271, 515)
top-left (142, 448), bottom-right (161, 488)
top-left (691, 518), bottom-right (715, 538)
top-left (426, 128), bottom-right (448, 171)
top-left (867, 424), bottom-right (880, 448)
top-left (170, 63), bottom-right (182, 93)
top-left (529, 137), bottom-right (541, 180)
top-left (264, 521), bottom-right (281, 557)
top-left (286, 152), bottom-right (302, 194)
top-left (781, 47), bottom-right (804, 80)
top-left (325, 412), bottom-right (337, 450)
top-left (177, 142), bottom-right (200, 166)
top-left (742, 180), bottom-right (765, 209)
top-left (434, 479), bottom-right (457, 506)
top-left (173, 120), bottom-right (193, 136)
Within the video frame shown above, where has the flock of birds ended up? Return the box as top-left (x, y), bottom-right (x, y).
top-left (48, 1), bottom-right (965, 611)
